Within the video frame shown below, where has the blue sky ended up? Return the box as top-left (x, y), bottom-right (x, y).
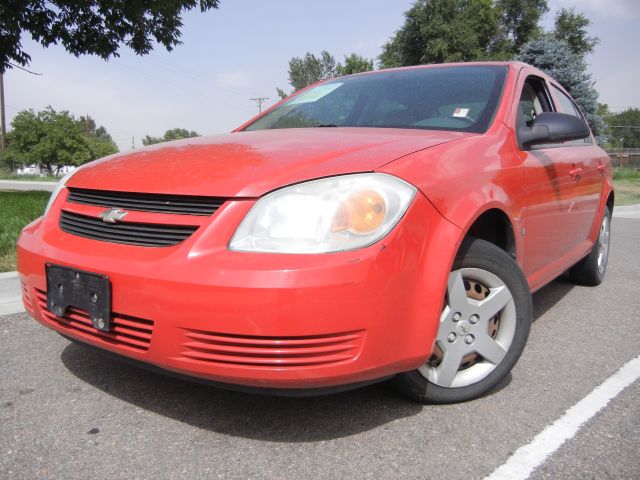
top-left (4, 0), bottom-right (639, 151)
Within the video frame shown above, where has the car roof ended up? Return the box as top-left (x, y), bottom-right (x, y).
top-left (343, 61), bottom-right (542, 80)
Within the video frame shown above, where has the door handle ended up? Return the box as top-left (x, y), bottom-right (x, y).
top-left (569, 168), bottom-right (583, 179)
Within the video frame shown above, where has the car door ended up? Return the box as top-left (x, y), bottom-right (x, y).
top-left (515, 75), bottom-right (586, 280)
top-left (548, 83), bottom-right (603, 244)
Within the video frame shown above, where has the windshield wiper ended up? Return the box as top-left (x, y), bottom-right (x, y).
top-left (314, 123), bottom-right (339, 127)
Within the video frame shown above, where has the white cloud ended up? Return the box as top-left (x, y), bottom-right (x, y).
top-left (554, 0), bottom-right (640, 19)
top-left (214, 70), bottom-right (251, 89)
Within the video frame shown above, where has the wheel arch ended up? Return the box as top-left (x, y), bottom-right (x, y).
top-left (607, 190), bottom-right (614, 213)
top-left (460, 207), bottom-right (518, 262)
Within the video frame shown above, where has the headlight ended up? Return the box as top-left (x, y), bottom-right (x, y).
top-left (229, 173), bottom-right (416, 253)
top-left (44, 170), bottom-right (76, 217)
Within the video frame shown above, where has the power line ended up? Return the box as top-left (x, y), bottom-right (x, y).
top-left (118, 60), bottom-right (255, 115)
top-left (143, 56), bottom-right (263, 99)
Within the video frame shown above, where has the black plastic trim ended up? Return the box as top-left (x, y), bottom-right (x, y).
top-left (59, 210), bottom-right (198, 247)
top-left (67, 188), bottom-right (226, 216)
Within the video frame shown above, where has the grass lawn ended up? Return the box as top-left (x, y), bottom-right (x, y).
top-left (613, 167), bottom-right (640, 206)
top-left (0, 191), bottom-right (50, 272)
top-left (613, 179), bottom-right (640, 206)
top-left (0, 172), bottom-right (59, 182)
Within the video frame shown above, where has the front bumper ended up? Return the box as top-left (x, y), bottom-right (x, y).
top-left (18, 191), bottom-right (461, 390)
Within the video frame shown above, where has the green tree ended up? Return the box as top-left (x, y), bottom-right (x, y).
top-left (142, 128), bottom-right (200, 146)
top-left (379, 0), bottom-right (504, 68)
top-left (496, 0), bottom-right (548, 51)
top-left (336, 53), bottom-right (374, 76)
top-left (276, 51), bottom-right (338, 99)
top-left (596, 103), bottom-right (613, 147)
top-left (604, 108), bottom-right (640, 148)
top-left (553, 7), bottom-right (599, 56)
top-left (6, 107), bottom-right (118, 174)
top-left (517, 36), bottom-right (604, 137)
top-left (378, 0), bottom-right (549, 68)
top-left (0, 1), bottom-right (221, 73)
top-left (290, 51), bottom-right (337, 93)
top-left (277, 52), bottom-right (374, 100)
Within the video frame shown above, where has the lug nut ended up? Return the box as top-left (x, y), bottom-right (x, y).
top-left (452, 312), bottom-right (462, 322)
top-left (469, 314), bottom-right (479, 324)
top-left (465, 334), bottom-right (475, 345)
top-left (447, 333), bottom-right (457, 343)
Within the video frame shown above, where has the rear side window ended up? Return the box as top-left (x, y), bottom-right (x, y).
top-left (552, 85), bottom-right (581, 117)
top-left (551, 85), bottom-right (592, 144)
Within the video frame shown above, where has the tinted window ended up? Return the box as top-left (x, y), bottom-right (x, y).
top-left (552, 85), bottom-right (581, 117)
top-left (518, 78), bottom-right (552, 127)
top-left (245, 66), bottom-right (508, 134)
top-left (551, 85), bottom-right (592, 145)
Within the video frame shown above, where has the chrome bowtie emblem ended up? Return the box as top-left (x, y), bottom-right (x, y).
top-left (99, 207), bottom-right (128, 223)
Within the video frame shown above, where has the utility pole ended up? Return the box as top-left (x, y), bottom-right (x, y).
top-left (0, 72), bottom-right (7, 154)
top-left (0, 65), bottom-right (41, 156)
top-left (250, 97), bottom-right (269, 115)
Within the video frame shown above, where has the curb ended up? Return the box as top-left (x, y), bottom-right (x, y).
top-left (0, 271), bottom-right (24, 316)
top-left (613, 204), bottom-right (640, 219)
top-left (0, 180), bottom-right (56, 192)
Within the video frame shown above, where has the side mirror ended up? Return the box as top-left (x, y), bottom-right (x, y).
top-left (518, 112), bottom-right (591, 148)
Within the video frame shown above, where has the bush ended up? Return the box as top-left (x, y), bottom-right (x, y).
top-left (613, 167), bottom-right (640, 181)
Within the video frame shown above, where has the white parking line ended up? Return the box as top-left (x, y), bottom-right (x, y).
top-left (486, 354), bottom-right (640, 480)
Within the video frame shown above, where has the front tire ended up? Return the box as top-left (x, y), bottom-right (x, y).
top-left (393, 238), bottom-right (532, 404)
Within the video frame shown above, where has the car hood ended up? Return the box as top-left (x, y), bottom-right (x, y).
top-left (68, 128), bottom-right (473, 197)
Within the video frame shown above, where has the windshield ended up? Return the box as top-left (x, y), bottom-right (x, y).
top-left (244, 65), bottom-right (508, 134)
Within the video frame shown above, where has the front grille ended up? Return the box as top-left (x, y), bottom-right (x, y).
top-left (180, 329), bottom-right (365, 367)
top-left (67, 187), bottom-right (226, 216)
top-left (35, 289), bottom-right (154, 352)
top-left (59, 210), bottom-right (198, 247)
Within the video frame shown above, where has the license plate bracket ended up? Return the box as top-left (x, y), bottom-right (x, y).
top-left (46, 264), bottom-right (111, 332)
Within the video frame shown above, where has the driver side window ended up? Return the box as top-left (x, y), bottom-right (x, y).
top-left (518, 77), bottom-right (552, 127)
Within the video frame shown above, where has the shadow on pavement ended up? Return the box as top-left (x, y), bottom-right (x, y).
top-left (58, 275), bottom-right (572, 441)
top-left (532, 273), bottom-right (575, 322)
top-left (61, 342), bottom-right (423, 442)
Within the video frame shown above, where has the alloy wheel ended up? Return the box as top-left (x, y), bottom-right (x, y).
top-left (418, 268), bottom-right (517, 388)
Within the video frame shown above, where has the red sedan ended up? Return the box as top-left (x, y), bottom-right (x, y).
top-left (18, 62), bottom-right (613, 403)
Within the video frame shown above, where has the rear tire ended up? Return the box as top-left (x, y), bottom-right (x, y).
top-left (569, 206), bottom-right (611, 286)
top-left (393, 238), bottom-right (532, 404)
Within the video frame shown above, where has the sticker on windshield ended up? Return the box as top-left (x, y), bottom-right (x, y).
top-left (452, 107), bottom-right (470, 118)
top-left (288, 83), bottom-right (343, 105)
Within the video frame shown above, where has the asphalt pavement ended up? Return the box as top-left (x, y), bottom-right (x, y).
top-left (1, 218), bottom-right (639, 479)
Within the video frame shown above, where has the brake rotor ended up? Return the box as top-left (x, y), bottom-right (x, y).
top-left (428, 277), bottom-right (500, 370)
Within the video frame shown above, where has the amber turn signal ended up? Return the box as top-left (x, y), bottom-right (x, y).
top-left (333, 189), bottom-right (387, 234)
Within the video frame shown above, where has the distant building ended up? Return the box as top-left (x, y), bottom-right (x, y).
top-left (16, 164), bottom-right (76, 177)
